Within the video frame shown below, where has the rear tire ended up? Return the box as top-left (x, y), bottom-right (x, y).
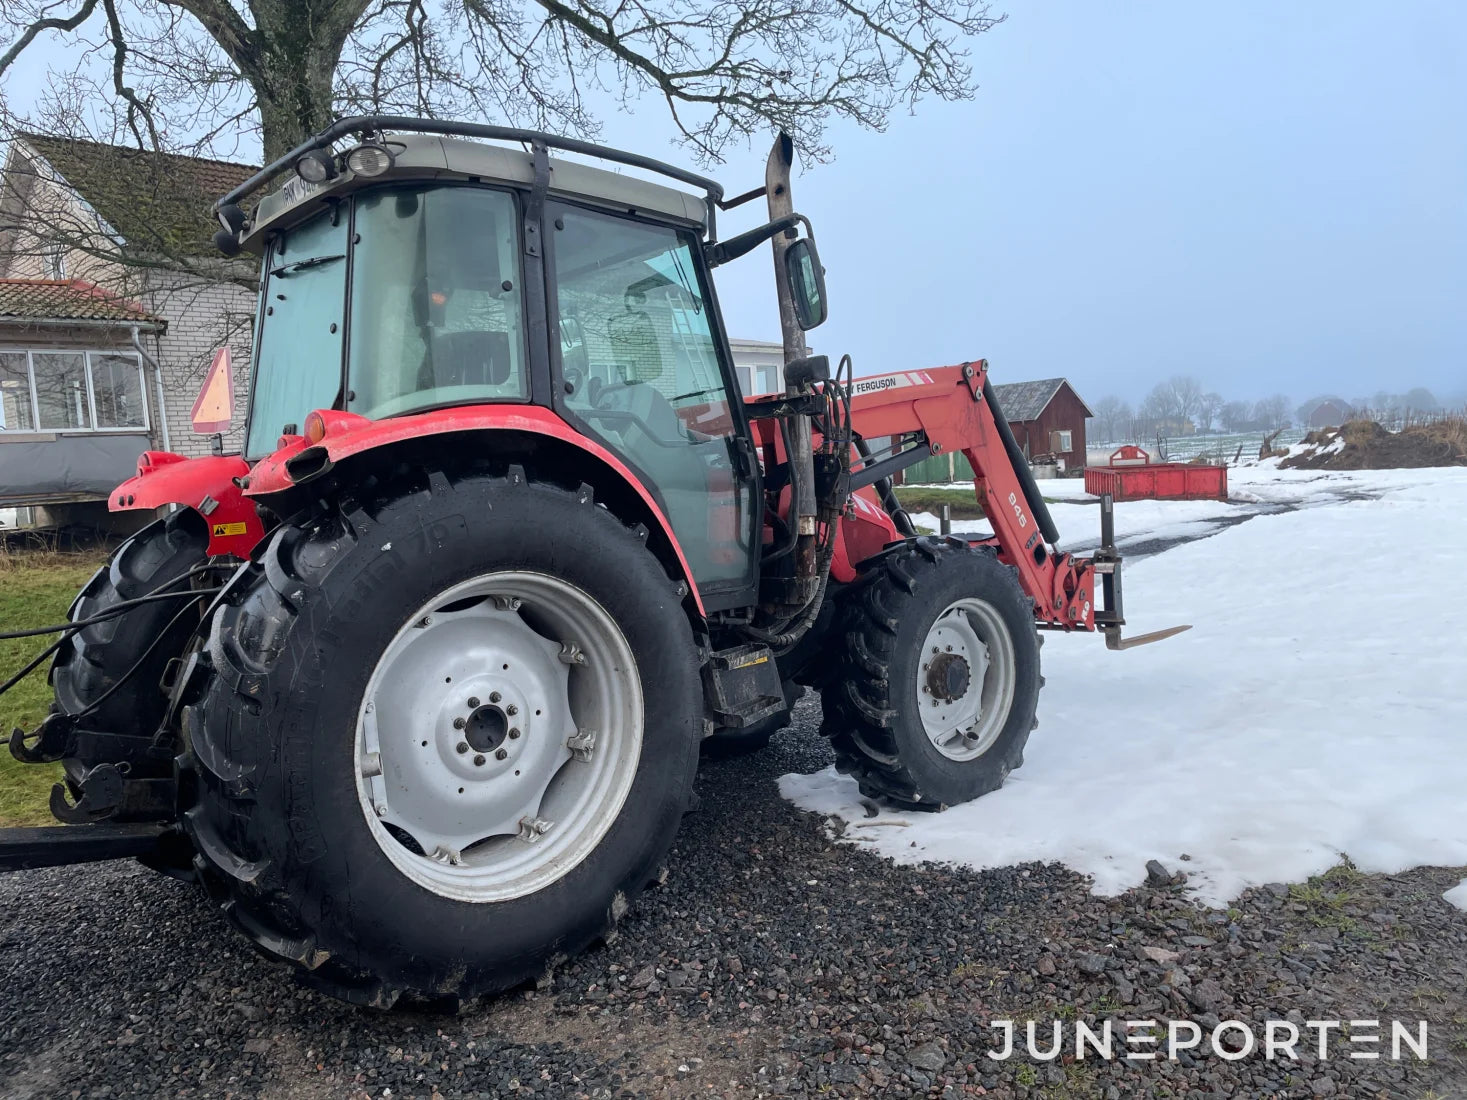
top-left (51, 511), bottom-right (209, 796)
top-left (183, 467), bottom-right (701, 1007)
top-left (822, 538), bottom-right (1041, 809)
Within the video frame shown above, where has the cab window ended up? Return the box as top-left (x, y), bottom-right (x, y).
top-left (551, 204), bottom-right (755, 590)
top-left (348, 185), bottom-right (527, 419)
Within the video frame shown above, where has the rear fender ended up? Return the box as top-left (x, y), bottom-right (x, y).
top-left (243, 405), bottom-right (707, 616)
top-left (110, 452), bottom-right (264, 558)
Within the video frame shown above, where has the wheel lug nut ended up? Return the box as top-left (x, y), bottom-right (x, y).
top-left (453, 717), bottom-right (466, 729)
top-left (474, 754), bottom-right (486, 766)
top-left (495, 748), bottom-right (508, 760)
top-left (468, 696), bottom-right (480, 708)
top-left (456, 741), bottom-right (469, 754)
top-left (509, 728), bottom-right (520, 739)
top-left (489, 691), bottom-right (502, 703)
top-left (506, 704), bottom-right (518, 716)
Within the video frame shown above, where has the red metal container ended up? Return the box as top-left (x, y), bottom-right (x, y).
top-left (1083, 462), bottom-right (1228, 501)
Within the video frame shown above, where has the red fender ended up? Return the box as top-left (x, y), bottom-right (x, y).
top-left (109, 452), bottom-right (264, 558)
top-left (243, 405), bottom-right (707, 615)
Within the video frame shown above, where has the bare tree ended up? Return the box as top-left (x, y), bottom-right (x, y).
top-left (1402, 387), bottom-right (1438, 415)
top-left (1091, 395), bottom-right (1132, 444)
top-left (1136, 385), bottom-right (1173, 434)
top-left (1253, 393), bottom-right (1290, 429)
top-left (1219, 400), bottom-right (1251, 433)
top-left (2, 0), bottom-right (1005, 164)
top-left (1196, 391), bottom-right (1223, 434)
top-left (1163, 375), bottom-right (1204, 429)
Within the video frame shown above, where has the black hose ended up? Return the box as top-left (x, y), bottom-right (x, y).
top-left (69, 586), bottom-right (223, 719)
top-left (0, 565), bottom-right (229, 640)
top-left (0, 564), bottom-right (228, 701)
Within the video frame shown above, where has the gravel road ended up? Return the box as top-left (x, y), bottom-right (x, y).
top-left (3, 698), bottom-right (1466, 1099)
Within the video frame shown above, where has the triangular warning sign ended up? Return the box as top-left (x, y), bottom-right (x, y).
top-left (191, 347), bottom-right (235, 434)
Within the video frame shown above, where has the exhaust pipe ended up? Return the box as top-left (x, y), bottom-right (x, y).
top-left (766, 134), bottom-right (817, 581)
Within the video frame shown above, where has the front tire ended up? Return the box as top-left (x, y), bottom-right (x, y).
top-left (823, 538), bottom-right (1041, 809)
top-left (183, 467), bottom-right (701, 1007)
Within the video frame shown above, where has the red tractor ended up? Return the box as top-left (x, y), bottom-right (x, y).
top-left (2, 118), bottom-right (1180, 1008)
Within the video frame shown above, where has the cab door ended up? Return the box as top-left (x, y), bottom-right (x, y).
top-left (547, 202), bottom-right (759, 608)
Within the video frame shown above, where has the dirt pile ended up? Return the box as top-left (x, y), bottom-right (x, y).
top-left (1281, 418), bottom-right (1467, 470)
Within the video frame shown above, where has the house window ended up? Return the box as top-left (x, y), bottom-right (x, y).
top-left (0, 348), bottom-right (148, 433)
top-left (734, 363), bottom-right (780, 396)
top-left (0, 352), bottom-right (35, 430)
top-left (1050, 429), bottom-right (1073, 452)
top-left (42, 245), bottom-right (67, 279)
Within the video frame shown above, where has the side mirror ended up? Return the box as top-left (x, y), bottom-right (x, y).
top-left (784, 238), bottom-right (827, 330)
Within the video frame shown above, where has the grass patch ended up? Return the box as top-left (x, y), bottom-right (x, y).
top-left (1287, 863), bottom-right (1380, 940)
top-left (893, 486), bottom-right (989, 520)
top-left (0, 551), bottom-right (106, 826)
top-left (894, 484), bottom-right (1067, 522)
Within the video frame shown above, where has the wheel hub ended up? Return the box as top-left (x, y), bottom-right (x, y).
top-left (464, 704), bottom-right (510, 754)
top-left (926, 652), bottom-right (971, 702)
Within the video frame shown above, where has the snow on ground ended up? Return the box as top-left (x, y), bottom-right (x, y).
top-left (783, 465), bottom-right (1467, 905)
top-left (1446, 881), bottom-right (1467, 911)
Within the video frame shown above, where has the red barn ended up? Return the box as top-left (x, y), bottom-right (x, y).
top-left (990, 378), bottom-right (1094, 472)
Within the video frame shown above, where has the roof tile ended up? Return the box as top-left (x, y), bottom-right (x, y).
top-left (0, 278), bottom-right (164, 327)
top-left (990, 377), bottom-right (1092, 422)
top-left (17, 133), bottom-right (257, 258)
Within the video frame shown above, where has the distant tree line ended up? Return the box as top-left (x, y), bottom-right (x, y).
top-left (1090, 376), bottom-right (1291, 444)
top-left (1090, 378), bottom-right (1454, 445)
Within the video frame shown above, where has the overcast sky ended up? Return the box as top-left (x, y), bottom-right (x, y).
top-left (5, 0), bottom-right (1464, 407)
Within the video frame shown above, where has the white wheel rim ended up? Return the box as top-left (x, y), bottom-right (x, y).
top-left (917, 596), bottom-right (1017, 762)
top-left (354, 571), bottom-right (642, 902)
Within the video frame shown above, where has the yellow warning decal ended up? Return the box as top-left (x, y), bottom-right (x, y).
top-left (211, 522), bottom-right (248, 537)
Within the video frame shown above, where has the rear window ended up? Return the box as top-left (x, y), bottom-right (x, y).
top-left (347, 186), bottom-right (527, 419)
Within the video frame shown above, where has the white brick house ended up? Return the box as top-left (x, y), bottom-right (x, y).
top-left (0, 133), bottom-right (257, 516)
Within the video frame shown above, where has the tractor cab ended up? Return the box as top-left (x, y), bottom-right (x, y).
top-left (226, 126), bottom-right (826, 608)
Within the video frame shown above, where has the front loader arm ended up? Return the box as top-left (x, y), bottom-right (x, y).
top-left (844, 361), bottom-right (1096, 631)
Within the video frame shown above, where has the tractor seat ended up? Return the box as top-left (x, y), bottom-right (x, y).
top-left (419, 330), bottom-right (513, 392)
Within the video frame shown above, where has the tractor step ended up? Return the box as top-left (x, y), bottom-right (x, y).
top-left (702, 643), bottom-right (786, 729)
top-left (0, 823), bottom-right (170, 872)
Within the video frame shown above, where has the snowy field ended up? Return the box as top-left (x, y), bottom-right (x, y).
top-left (784, 463), bottom-right (1467, 907)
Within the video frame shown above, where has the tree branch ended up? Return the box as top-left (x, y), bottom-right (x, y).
top-left (156, 0), bottom-right (261, 82)
top-left (0, 0), bottom-right (101, 77)
top-left (99, 0), bottom-right (160, 149)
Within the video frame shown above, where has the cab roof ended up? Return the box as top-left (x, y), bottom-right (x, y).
top-left (244, 133), bottom-right (711, 253)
